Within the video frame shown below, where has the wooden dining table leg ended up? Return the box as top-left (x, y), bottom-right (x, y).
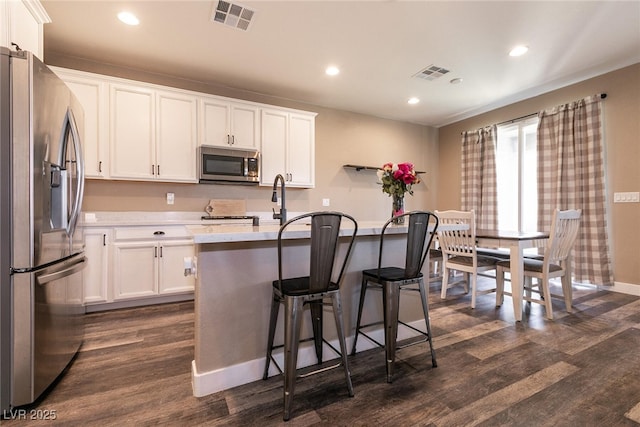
top-left (509, 243), bottom-right (525, 322)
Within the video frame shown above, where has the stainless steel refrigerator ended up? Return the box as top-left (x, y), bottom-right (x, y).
top-left (0, 47), bottom-right (85, 413)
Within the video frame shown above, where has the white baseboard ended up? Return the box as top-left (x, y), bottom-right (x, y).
top-left (84, 292), bottom-right (194, 313)
top-left (610, 281), bottom-right (640, 296)
top-left (191, 319), bottom-right (427, 397)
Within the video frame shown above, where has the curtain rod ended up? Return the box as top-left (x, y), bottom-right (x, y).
top-left (463, 93), bottom-right (608, 133)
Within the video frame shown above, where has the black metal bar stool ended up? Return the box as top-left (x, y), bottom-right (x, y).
top-left (351, 211), bottom-right (438, 383)
top-left (262, 211), bottom-right (358, 421)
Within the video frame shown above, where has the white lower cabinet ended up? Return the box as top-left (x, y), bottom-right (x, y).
top-left (83, 228), bottom-right (110, 304)
top-left (158, 240), bottom-right (196, 294)
top-left (85, 225), bottom-right (194, 308)
top-left (112, 240), bottom-right (159, 299)
top-left (112, 226), bottom-right (195, 300)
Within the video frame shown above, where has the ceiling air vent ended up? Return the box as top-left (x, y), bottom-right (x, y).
top-left (211, 1), bottom-right (255, 31)
top-left (413, 64), bottom-right (450, 81)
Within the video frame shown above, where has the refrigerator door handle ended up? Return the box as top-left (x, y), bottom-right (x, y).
top-left (36, 256), bottom-right (87, 285)
top-left (11, 253), bottom-right (85, 275)
top-left (60, 107), bottom-right (85, 237)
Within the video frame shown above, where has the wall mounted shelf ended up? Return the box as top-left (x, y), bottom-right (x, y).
top-left (343, 164), bottom-right (425, 174)
top-left (343, 164), bottom-right (380, 172)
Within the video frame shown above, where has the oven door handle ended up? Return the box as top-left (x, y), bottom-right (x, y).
top-left (36, 256), bottom-right (87, 285)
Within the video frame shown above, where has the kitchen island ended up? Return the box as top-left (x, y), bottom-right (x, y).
top-left (187, 220), bottom-right (435, 397)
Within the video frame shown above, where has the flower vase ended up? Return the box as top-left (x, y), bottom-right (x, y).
top-left (391, 194), bottom-right (405, 224)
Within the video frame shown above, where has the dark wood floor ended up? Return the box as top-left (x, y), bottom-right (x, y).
top-left (4, 278), bottom-right (640, 426)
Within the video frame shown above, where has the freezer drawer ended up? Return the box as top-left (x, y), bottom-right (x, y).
top-left (12, 254), bottom-right (86, 407)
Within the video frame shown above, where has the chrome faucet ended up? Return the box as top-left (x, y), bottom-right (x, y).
top-left (271, 174), bottom-right (287, 226)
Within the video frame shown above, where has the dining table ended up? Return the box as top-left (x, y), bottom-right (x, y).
top-left (475, 229), bottom-right (550, 321)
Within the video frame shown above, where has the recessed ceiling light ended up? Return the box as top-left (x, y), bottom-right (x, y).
top-left (325, 66), bottom-right (340, 76)
top-left (509, 45), bottom-right (528, 57)
top-left (118, 11), bottom-right (139, 26)
top-left (450, 78), bottom-right (463, 85)
top-left (408, 97), bottom-right (420, 105)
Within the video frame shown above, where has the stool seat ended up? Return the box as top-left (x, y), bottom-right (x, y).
top-left (275, 277), bottom-right (340, 296)
top-left (363, 268), bottom-right (424, 282)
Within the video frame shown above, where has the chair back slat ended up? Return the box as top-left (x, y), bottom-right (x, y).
top-left (434, 210), bottom-right (476, 258)
top-left (378, 211), bottom-right (438, 279)
top-left (309, 214), bottom-right (342, 293)
top-left (277, 211), bottom-right (358, 294)
top-left (545, 209), bottom-right (581, 265)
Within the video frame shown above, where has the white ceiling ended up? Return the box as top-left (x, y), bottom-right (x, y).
top-left (41, 1), bottom-right (640, 127)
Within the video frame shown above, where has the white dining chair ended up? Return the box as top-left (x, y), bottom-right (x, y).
top-left (496, 209), bottom-right (581, 319)
top-left (435, 210), bottom-right (499, 308)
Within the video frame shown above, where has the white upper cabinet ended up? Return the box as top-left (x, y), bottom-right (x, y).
top-left (51, 67), bottom-right (316, 185)
top-left (199, 96), bottom-right (259, 149)
top-left (1, 0), bottom-right (50, 60)
top-left (156, 90), bottom-right (197, 181)
top-left (260, 108), bottom-right (316, 188)
top-left (53, 68), bottom-right (109, 178)
top-left (110, 83), bottom-right (156, 180)
top-left (110, 83), bottom-right (197, 182)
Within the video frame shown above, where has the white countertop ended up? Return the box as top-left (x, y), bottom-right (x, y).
top-left (80, 211), bottom-right (284, 227)
top-left (187, 221), bottom-right (409, 244)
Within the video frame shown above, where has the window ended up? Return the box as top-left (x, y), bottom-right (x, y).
top-left (496, 117), bottom-right (539, 232)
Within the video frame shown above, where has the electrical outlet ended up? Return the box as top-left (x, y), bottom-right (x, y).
top-left (166, 192), bottom-right (175, 205)
top-left (614, 192), bottom-right (639, 203)
top-left (322, 198), bottom-right (330, 207)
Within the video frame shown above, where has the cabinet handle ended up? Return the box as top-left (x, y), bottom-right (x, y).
top-left (157, 165), bottom-right (160, 175)
top-left (153, 231), bottom-right (165, 236)
top-left (151, 164), bottom-right (155, 175)
top-left (231, 135), bottom-right (235, 145)
top-left (227, 134), bottom-right (231, 145)
top-left (159, 246), bottom-right (163, 258)
top-left (102, 234), bottom-right (106, 246)
top-left (154, 246), bottom-right (158, 258)
top-left (99, 161), bottom-right (102, 173)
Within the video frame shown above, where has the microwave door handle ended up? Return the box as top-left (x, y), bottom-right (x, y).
top-left (244, 158), bottom-right (248, 177)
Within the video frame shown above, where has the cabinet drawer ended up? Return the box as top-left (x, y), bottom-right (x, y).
top-left (113, 226), bottom-right (190, 241)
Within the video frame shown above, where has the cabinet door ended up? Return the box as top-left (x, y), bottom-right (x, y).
top-left (230, 103), bottom-right (259, 149)
top-left (287, 113), bottom-right (315, 187)
top-left (83, 228), bottom-right (109, 303)
top-left (260, 109), bottom-right (287, 185)
top-left (5, 0), bottom-right (45, 60)
top-left (156, 90), bottom-right (197, 182)
top-left (112, 241), bottom-right (158, 299)
top-left (199, 96), bottom-right (230, 147)
top-left (158, 240), bottom-right (195, 294)
top-left (62, 74), bottom-right (108, 178)
top-left (110, 84), bottom-right (155, 180)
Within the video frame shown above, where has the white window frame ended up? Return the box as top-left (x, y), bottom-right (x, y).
top-left (496, 116), bottom-right (539, 232)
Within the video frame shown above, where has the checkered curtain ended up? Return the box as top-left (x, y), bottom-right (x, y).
top-left (460, 126), bottom-right (498, 230)
top-left (537, 94), bottom-right (613, 286)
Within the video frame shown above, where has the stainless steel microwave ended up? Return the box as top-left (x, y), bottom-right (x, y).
top-left (198, 145), bottom-right (260, 184)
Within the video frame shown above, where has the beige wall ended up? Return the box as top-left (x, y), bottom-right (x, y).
top-left (438, 63), bottom-right (640, 286)
top-left (47, 54), bottom-right (439, 223)
top-left (48, 54), bottom-right (639, 286)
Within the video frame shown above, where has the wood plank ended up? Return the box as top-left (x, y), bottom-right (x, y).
top-left (3, 282), bottom-right (640, 425)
